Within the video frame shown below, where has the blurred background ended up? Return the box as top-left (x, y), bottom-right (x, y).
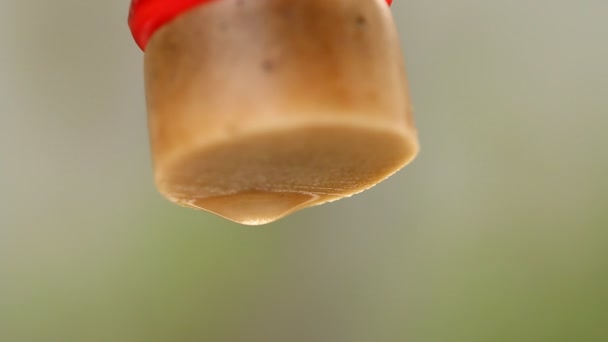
top-left (1, 0), bottom-right (607, 341)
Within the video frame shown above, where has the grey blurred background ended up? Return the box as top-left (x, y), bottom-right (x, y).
top-left (1, 0), bottom-right (607, 341)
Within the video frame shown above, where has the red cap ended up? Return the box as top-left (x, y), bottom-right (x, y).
top-left (129, 0), bottom-right (393, 51)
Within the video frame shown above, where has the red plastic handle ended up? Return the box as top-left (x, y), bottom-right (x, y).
top-left (130, 0), bottom-right (393, 50)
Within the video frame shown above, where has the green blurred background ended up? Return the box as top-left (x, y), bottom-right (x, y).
top-left (1, 0), bottom-right (607, 341)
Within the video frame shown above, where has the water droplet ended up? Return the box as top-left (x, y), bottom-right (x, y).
top-left (184, 191), bottom-right (320, 225)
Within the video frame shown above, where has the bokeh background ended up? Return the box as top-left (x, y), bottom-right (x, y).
top-left (1, 0), bottom-right (607, 341)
